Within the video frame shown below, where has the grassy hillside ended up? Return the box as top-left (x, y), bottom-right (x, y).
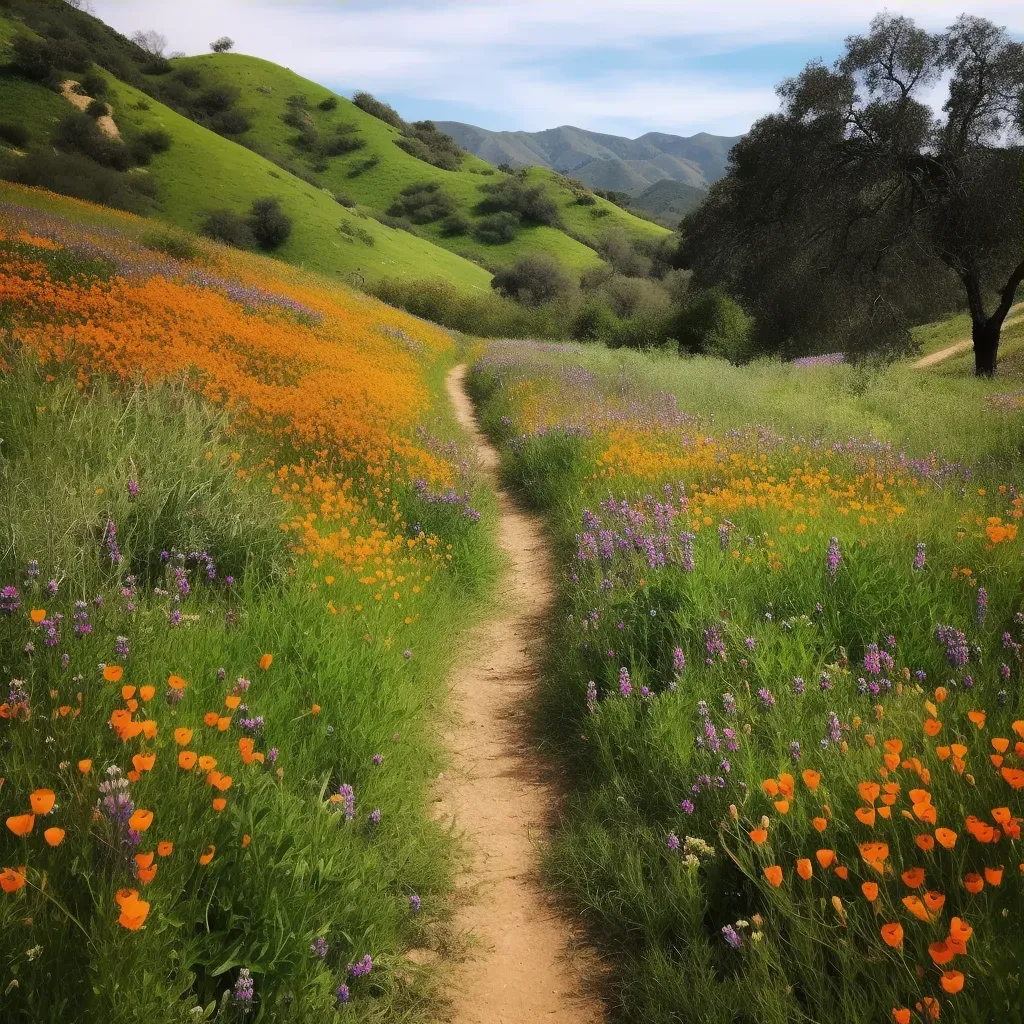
top-left (174, 53), bottom-right (668, 274)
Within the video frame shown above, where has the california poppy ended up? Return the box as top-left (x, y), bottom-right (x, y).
top-left (915, 834), bottom-right (935, 851)
top-left (834, 865), bottom-right (849, 880)
top-left (923, 891), bottom-right (945, 913)
top-left (884, 739), bottom-right (903, 755)
top-left (6, 814), bottom-right (34, 837)
top-left (43, 827), bottom-right (65, 847)
top-left (259, 653), bottom-right (273, 670)
top-left (178, 751), bottom-right (198, 770)
top-left (212, 798), bottom-right (227, 812)
top-left (812, 817), bottom-right (828, 832)
top-left (203, 712), bottom-right (219, 727)
top-left (199, 844), bottom-right (216, 865)
top-left (815, 849), bottom-right (835, 869)
top-left (992, 807), bottom-right (1012, 825)
top-left (128, 809), bottom-right (153, 832)
top-left (135, 851), bottom-right (154, 870)
top-left (935, 828), bottom-right (957, 849)
top-left (132, 753), bottom-right (156, 773)
top-left (949, 917), bottom-right (973, 943)
top-left (858, 781), bottom-right (880, 804)
top-left (175, 728), bottom-right (193, 746)
top-left (992, 737), bottom-right (1010, 753)
top-left (116, 892), bottom-right (150, 930)
top-left (1000, 767), bottom-right (1024, 790)
top-left (963, 873), bottom-right (984, 894)
top-left (802, 769), bottom-right (821, 791)
top-left (217, 717), bottom-right (231, 732)
top-left (967, 710), bottom-right (986, 729)
top-left (774, 798), bottom-right (790, 815)
top-left (30, 608), bottom-right (46, 624)
top-left (934, 686), bottom-right (946, 703)
top-left (855, 807), bottom-right (876, 827)
top-left (914, 803), bottom-right (937, 824)
top-left (892, 1010), bottom-right (911, 1024)
top-left (157, 841), bottom-right (174, 857)
top-left (950, 743), bottom-right (967, 759)
top-left (796, 858), bottom-right (812, 880)
top-left (763, 865), bottom-right (783, 887)
top-left (861, 881), bottom-right (879, 901)
top-left (168, 674), bottom-right (187, 691)
top-left (878, 805), bottom-right (892, 819)
top-left (198, 755), bottom-right (217, 771)
top-left (1014, 720), bottom-right (1024, 739)
top-left (936, 746), bottom-right (951, 761)
top-left (77, 759), bottom-right (92, 774)
top-left (880, 922), bottom-right (904, 947)
top-left (29, 789), bottom-right (55, 815)
top-left (919, 997), bottom-right (940, 1020)
top-left (141, 720), bottom-right (157, 739)
top-left (924, 719), bottom-right (942, 737)
top-left (224, 695), bottom-right (241, 710)
top-left (121, 685), bottom-right (136, 700)
top-left (139, 685), bottom-right (155, 702)
top-left (984, 866), bottom-right (1003, 886)
top-left (778, 773), bottom-right (795, 798)
top-left (137, 864), bottom-right (157, 884)
top-left (940, 970), bottom-right (965, 994)
top-left (884, 753), bottom-right (900, 770)
top-left (928, 940), bottom-right (954, 965)
top-left (0, 866), bottom-right (26, 893)
top-left (311, 704), bottom-right (321, 716)
top-left (903, 895), bottom-right (933, 922)
top-left (901, 867), bottom-right (925, 888)
top-left (749, 828), bottom-right (768, 845)
top-left (241, 834), bottom-right (251, 848)
top-left (103, 665), bottom-right (123, 682)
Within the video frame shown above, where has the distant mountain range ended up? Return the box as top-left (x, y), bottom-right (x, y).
top-left (435, 122), bottom-right (740, 226)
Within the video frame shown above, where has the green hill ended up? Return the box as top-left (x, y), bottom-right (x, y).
top-left (170, 53), bottom-right (669, 274)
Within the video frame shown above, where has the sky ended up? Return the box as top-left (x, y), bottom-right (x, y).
top-left (92, 1), bottom-right (1024, 139)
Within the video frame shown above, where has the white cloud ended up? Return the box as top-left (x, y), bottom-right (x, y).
top-left (91, 0), bottom-right (1024, 136)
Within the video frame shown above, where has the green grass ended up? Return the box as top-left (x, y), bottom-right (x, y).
top-left (173, 54), bottom-right (669, 275)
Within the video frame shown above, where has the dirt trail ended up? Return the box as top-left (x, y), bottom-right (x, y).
top-left (60, 80), bottom-right (121, 139)
top-left (434, 364), bottom-right (603, 1024)
top-left (913, 303), bottom-right (1023, 368)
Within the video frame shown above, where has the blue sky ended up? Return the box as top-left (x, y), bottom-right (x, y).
top-left (93, 1), bottom-right (1024, 138)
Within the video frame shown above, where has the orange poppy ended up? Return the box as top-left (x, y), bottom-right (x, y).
top-left (132, 753), bottom-right (156, 773)
top-left (259, 653), bottom-right (273, 670)
top-left (884, 739), bottom-right (903, 755)
top-left (224, 695), bottom-right (241, 710)
top-left (861, 881), bottom-right (879, 901)
top-left (950, 743), bottom-right (967, 759)
top-left (984, 866), bottom-right (1003, 886)
top-left (6, 814), bottom-right (34, 837)
top-left (796, 858), bottom-right (813, 880)
top-left (949, 917), bottom-right (973, 943)
top-left (919, 997), bottom-right (940, 1020)
top-left (877, 806), bottom-right (891, 819)
top-left (914, 803), bottom-right (937, 824)
top-left (763, 865), bottom-right (783, 887)
top-left (935, 828), bottom-right (957, 849)
top-left (915, 834), bottom-right (935, 851)
top-left (923, 891), bottom-right (946, 913)
top-left (778, 773), bottom-right (795, 798)
top-left (135, 852), bottom-right (154, 870)
top-left (198, 755), bottom-right (217, 771)
top-left (139, 686), bottom-right (155, 702)
top-left (963, 873), bottom-right (984, 894)
top-left (29, 789), bottom-right (55, 815)
top-left (115, 888), bottom-right (138, 907)
top-left (127, 770), bottom-right (141, 784)
top-left (940, 970), bottom-right (964, 994)
top-left (834, 865), bottom-right (849, 880)
top-left (116, 892), bottom-right (150, 930)
top-left (141, 720), bottom-right (157, 739)
top-left (815, 849), bottom-right (836, 869)
top-left (967, 710), bottom-right (986, 729)
top-left (992, 737), bottom-right (1010, 753)
top-left (178, 751), bottom-right (198, 770)
top-left (137, 864), bottom-right (157, 884)
top-left (208, 772), bottom-right (232, 792)
top-left (924, 719), bottom-right (942, 736)
top-left (992, 807), bottom-right (1012, 825)
top-left (217, 717), bottom-right (231, 732)
top-left (774, 799), bottom-right (790, 815)
top-left (203, 712), bottom-right (219, 727)
top-left (749, 828), bottom-right (768, 845)
top-left (0, 867), bottom-right (26, 893)
top-left (128, 809), bottom-right (153, 832)
top-left (858, 782), bottom-right (880, 804)
top-left (121, 685), bottom-right (136, 700)
top-left (1014, 720), bottom-right (1024, 739)
top-left (167, 674), bottom-right (187, 691)
top-left (936, 746), bottom-right (951, 761)
top-left (883, 753), bottom-right (900, 770)
top-left (812, 817), bottom-right (828, 832)
top-left (199, 844), bottom-right (216, 865)
top-left (1000, 767), bottom-right (1024, 790)
top-left (212, 798), bottom-right (227, 812)
top-left (880, 922), bottom-right (904, 947)
top-left (77, 759), bottom-right (92, 774)
top-left (43, 827), bottom-right (65, 847)
top-left (311, 704), bottom-right (321, 716)
top-left (103, 665), bottom-right (123, 682)
top-left (991, 755), bottom-right (1005, 768)
top-left (901, 867), bottom-right (925, 888)
top-left (929, 940), bottom-right (954, 965)
top-left (855, 807), bottom-right (876, 827)
top-left (802, 769), bottom-right (821, 791)
top-left (892, 1010), bottom-right (911, 1024)
top-left (902, 895), bottom-right (933, 922)
top-left (157, 841), bottom-right (174, 857)
top-left (30, 608), bottom-right (46, 624)
top-left (174, 728), bottom-right (193, 746)
top-left (934, 687), bottom-right (947, 703)
top-left (909, 788), bottom-right (931, 805)
top-left (125, 699), bottom-right (139, 714)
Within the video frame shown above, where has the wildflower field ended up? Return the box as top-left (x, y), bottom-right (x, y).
top-left (470, 341), bottom-right (1024, 1024)
top-left (0, 182), bottom-right (495, 1022)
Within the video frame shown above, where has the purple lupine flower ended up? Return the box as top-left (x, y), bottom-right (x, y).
top-left (722, 692), bottom-right (737, 714)
top-left (73, 600), bottom-right (92, 636)
top-left (962, 675), bottom-right (974, 689)
top-left (863, 644), bottom-right (881, 675)
top-left (585, 679), bottom-right (598, 713)
top-left (46, 579), bottom-right (59, 596)
top-left (336, 784), bottom-right (355, 821)
top-left (936, 624), bottom-right (969, 668)
top-left (232, 969), bottom-right (255, 1012)
top-left (672, 647), bottom-right (686, 673)
top-left (350, 955), bottom-right (373, 978)
top-left (1, 584), bottom-right (23, 616)
top-left (757, 688), bottom-right (775, 710)
top-left (310, 937), bottom-right (329, 959)
top-left (114, 635), bottom-right (130, 659)
top-left (372, 753), bottom-right (383, 766)
top-left (680, 799), bottom-right (695, 814)
top-left (826, 536), bottom-right (841, 580)
top-left (743, 637), bottom-right (755, 651)
top-left (792, 676), bottom-right (805, 695)
top-left (976, 587), bottom-right (988, 625)
top-left (335, 984), bottom-right (350, 1006)
top-left (618, 666), bottom-right (632, 697)
top-left (102, 520), bottom-right (122, 565)
top-left (824, 711), bottom-right (842, 746)
top-left (127, 479), bottom-right (140, 500)
top-left (267, 747), bottom-right (279, 763)
top-left (721, 924), bottom-right (743, 949)
top-left (913, 542), bottom-right (926, 571)
top-left (667, 831), bottom-right (681, 851)
top-left (819, 672), bottom-right (832, 692)
top-left (789, 740), bottom-right (801, 761)
top-left (679, 531), bottom-right (695, 573)
top-left (1000, 662), bottom-right (1011, 680)
top-left (723, 727), bottom-right (739, 752)
top-left (25, 559), bottom-right (40, 578)
top-left (369, 809), bottom-right (381, 825)
top-left (409, 893), bottom-right (421, 912)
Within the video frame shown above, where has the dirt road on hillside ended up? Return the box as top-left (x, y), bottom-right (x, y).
top-left (434, 364), bottom-right (603, 1024)
top-left (913, 303), bottom-right (1023, 368)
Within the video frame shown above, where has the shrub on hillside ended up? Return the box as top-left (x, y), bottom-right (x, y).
top-left (248, 196), bottom-right (293, 250)
top-left (0, 121), bottom-right (31, 148)
top-left (333, 191), bottom-right (357, 207)
top-left (200, 208), bottom-right (254, 248)
top-left (318, 95), bottom-right (339, 111)
top-left (11, 33), bottom-right (90, 81)
top-left (388, 182), bottom-right (457, 224)
top-left (1, 150), bottom-right (157, 214)
top-left (491, 254), bottom-right (573, 306)
top-left (597, 228), bottom-right (652, 278)
top-left (210, 36), bottom-right (234, 52)
top-left (675, 287), bottom-right (754, 362)
top-left (352, 91), bottom-right (405, 129)
top-left (85, 98), bottom-right (108, 119)
top-left (315, 126), bottom-right (365, 157)
top-left (394, 121), bottom-right (463, 171)
top-left (54, 111), bottom-right (133, 171)
top-left (347, 154), bottom-right (380, 177)
top-left (473, 211), bottom-right (519, 245)
top-left (439, 212), bottom-right (471, 237)
top-left (140, 228), bottom-right (202, 261)
top-left (478, 177), bottom-right (561, 227)
top-left (571, 296), bottom-right (620, 342)
top-left (80, 70), bottom-right (109, 97)
top-left (337, 219), bottom-right (375, 246)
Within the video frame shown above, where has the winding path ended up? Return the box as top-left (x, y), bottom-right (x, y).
top-left (913, 303), bottom-right (1023, 368)
top-left (434, 364), bottom-right (603, 1024)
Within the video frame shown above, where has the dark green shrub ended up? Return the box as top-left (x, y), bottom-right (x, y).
top-left (388, 181), bottom-right (457, 224)
top-left (333, 191), bottom-right (357, 208)
top-left (478, 178), bottom-right (561, 226)
top-left (675, 287), bottom-right (754, 362)
top-left (207, 108), bottom-right (251, 135)
top-left (1, 150), bottom-right (157, 214)
top-left (194, 84), bottom-right (240, 114)
top-left (575, 193), bottom-right (597, 206)
top-left (316, 127), bottom-right (364, 157)
top-left (139, 128), bottom-right (173, 153)
top-left (394, 120), bottom-right (463, 170)
top-left (171, 65), bottom-right (203, 89)
top-left (210, 36), bottom-right (234, 53)
top-left (491, 254), bottom-right (572, 306)
top-left (572, 296), bottom-right (619, 341)
top-left (352, 91), bottom-right (405, 129)
top-left (11, 35), bottom-right (56, 80)
top-left (201, 208), bottom-right (254, 248)
top-left (80, 70), bottom-right (108, 97)
top-left (318, 96), bottom-right (339, 111)
top-left (347, 154), bottom-right (380, 177)
top-left (140, 229), bottom-right (202, 261)
top-left (54, 111), bottom-right (133, 170)
top-left (85, 98), bottom-right (108, 118)
top-left (597, 228), bottom-right (652, 278)
top-left (248, 196), bottom-right (292, 250)
top-left (337, 220), bottom-right (375, 246)
top-left (473, 211), bottom-right (519, 244)
top-left (439, 212), bottom-right (471, 237)
top-left (0, 122), bottom-right (30, 148)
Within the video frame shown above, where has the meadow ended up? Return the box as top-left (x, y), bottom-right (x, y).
top-left (0, 183), bottom-right (497, 1022)
top-left (469, 340), bottom-right (1024, 1024)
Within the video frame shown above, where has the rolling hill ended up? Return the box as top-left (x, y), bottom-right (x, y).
top-left (628, 178), bottom-right (708, 227)
top-left (437, 121), bottom-right (739, 193)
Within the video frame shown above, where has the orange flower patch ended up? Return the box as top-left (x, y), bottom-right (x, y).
top-left (44, 827), bottom-right (65, 847)
top-left (880, 922), bottom-right (904, 947)
top-left (6, 814), bottom-right (34, 837)
top-left (29, 789), bottom-right (55, 815)
top-left (763, 865), bottom-right (783, 887)
top-left (0, 867), bottom-right (26, 893)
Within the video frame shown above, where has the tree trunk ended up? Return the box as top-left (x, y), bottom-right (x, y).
top-left (973, 317), bottom-right (1000, 377)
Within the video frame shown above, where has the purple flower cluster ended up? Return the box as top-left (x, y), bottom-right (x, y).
top-left (936, 623), bottom-right (969, 669)
top-left (826, 536), bottom-right (841, 580)
top-left (412, 480), bottom-right (481, 522)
